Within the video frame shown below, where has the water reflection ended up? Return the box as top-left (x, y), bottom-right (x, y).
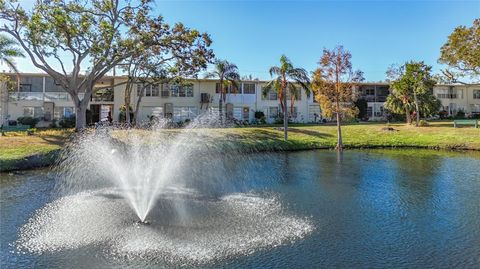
top-left (1, 149), bottom-right (480, 268)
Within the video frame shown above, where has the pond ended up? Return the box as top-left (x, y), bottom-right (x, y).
top-left (1, 149), bottom-right (480, 268)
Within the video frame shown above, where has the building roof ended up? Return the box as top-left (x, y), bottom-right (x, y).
top-left (1, 72), bottom-right (479, 87)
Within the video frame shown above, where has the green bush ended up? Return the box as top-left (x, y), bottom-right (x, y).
top-left (17, 117), bottom-right (40, 127)
top-left (455, 110), bottom-right (465, 119)
top-left (418, 120), bottom-right (429, 127)
top-left (27, 128), bottom-right (37, 135)
top-left (274, 116), bottom-right (283, 124)
top-left (254, 111), bottom-right (265, 119)
top-left (49, 119), bottom-right (58, 128)
top-left (470, 113), bottom-right (480, 119)
top-left (59, 116), bottom-right (76, 128)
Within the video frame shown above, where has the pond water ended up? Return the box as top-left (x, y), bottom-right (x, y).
top-left (1, 149), bottom-right (480, 268)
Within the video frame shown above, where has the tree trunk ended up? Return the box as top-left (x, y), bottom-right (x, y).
top-left (218, 78), bottom-right (223, 124)
top-left (73, 87), bottom-right (92, 131)
top-left (335, 101), bottom-right (343, 151)
top-left (405, 107), bottom-right (411, 124)
top-left (125, 105), bottom-right (131, 124)
top-left (75, 102), bottom-right (88, 131)
top-left (134, 85), bottom-right (145, 127)
top-left (413, 89), bottom-right (420, 127)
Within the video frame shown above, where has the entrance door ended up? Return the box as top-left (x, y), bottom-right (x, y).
top-left (243, 107), bottom-right (249, 120)
top-left (89, 104), bottom-right (100, 124)
top-left (43, 102), bottom-right (54, 121)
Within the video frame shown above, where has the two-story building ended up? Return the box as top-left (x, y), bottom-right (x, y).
top-left (433, 84), bottom-right (480, 116)
top-left (1, 73), bottom-right (479, 126)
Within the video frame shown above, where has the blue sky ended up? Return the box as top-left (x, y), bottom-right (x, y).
top-left (4, 0), bottom-right (479, 82)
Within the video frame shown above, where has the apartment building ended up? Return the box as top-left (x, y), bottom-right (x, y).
top-left (1, 73), bottom-right (479, 126)
top-left (0, 73), bottom-right (319, 126)
top-left (433, 84), bottom-right (480, 116)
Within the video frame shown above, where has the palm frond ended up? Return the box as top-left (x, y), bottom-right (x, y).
top-left (269, 66), bottom-right (281, 77)
top-left (1, 57), bottom-right (19, 73)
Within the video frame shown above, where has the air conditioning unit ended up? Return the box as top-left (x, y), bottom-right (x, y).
top-left (201, 93), bottom-right (210, 103)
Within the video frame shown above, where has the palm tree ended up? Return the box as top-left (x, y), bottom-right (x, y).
top-left (0, 35), bottom-right (24, 125)
top-left (263, 55), bottom-right (310, 140)
top-left (205, 59), bottom-right (240, 123)
top-left (0, 35), bottom-right (24, 73)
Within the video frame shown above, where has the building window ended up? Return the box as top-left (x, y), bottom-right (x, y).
top-left (54, 107), bottom-right (75, 119)
top-left (151, 84), bottom-right (160, 97)
top-left (367, 106), bottom-right (373, 117)
top-left (216, 83), bottom-right (238, 94)
top-left (269, 106), bottom-right (279, 118)
top-left (243, 83), bottom-right (255, 94)
top-left (173, 106), bottom-right (197, 120)
top-left (263, 89), bottom-right (278, 100)
top-left (288, 107), bottom-right (298, 118)
top-left (437, 88), bottom-right (461, 99)
top-left (19, 84), bottom-right (32, 92)
top-left (170, 84), bottom-right (193, 97)
top-left (365, 88), bottom-right (375, 95)
top-left (473, 90), bottom-right (480, 99)
top-left (286, 89), bottom-right (302, 100)
top-left (137, 84), bottom-right (160, 97)
top-left (23, 106), bottom-right (43, 118)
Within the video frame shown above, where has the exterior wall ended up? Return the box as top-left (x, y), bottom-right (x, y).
top-left (2, 72), bottom-right (479, 126)
top-left (433, 85), bottom-right (480, 116)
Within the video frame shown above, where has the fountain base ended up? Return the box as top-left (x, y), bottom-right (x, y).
top-left (135, 220), bottom-right (150, 225)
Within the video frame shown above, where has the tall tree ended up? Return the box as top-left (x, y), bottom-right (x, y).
top-left (204, 59), bottom-right (240, 123)
top-left (385, 61), bottom-right (440, 126)
top-left (263, 55), bottom-right (310, 140)
top-left (118, 21), bottom-right (213, 125)
top-left (439, 18), bottom-right (480, 83)
top-left (0, 0), bottom-right (211, 130)
top-left (311, 46), bottom-right (363, 151)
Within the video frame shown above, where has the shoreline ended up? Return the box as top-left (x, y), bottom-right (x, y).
top-left (1, 122), bottom-right (479, 172)
top-left (2, 143), bottom-right (479, 173)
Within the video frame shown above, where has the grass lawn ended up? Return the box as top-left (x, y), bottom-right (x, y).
top-left (1, 121), bottom-right (479, 171)
top-left (0, 129), bottom-right (73, 171)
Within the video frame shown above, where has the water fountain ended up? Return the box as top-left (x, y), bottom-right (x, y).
top-left (16, 115), bottom-right (314, 265)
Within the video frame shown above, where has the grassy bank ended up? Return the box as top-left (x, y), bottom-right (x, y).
top-left (0, 129), bottom-right (72, 171)
top-left (1, 121), bottom-right (479, 171)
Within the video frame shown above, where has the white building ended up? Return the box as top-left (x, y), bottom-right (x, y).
top-left (1, 73), bottom-right (479, 126)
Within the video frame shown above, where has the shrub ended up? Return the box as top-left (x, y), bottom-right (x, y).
top-left (418, 120), bottom-right (429, 127)
top-left (27, 128), bottom-right (37, 135)
top-left (455, 110), bottom-right (465, 119)
top-left (17, 117), bottom-right (40, 127)
top-left (254, 111), bottom-right (265, 119)
top-left (59, 115), bottom-right (76, 128)
top-left (274, 116), bottom-right (283, 124)
top-left (469, 113), bottom-right (480, 119)
top-left (438, 110), bottom-right (448, 119)
top-left (49, 119), bottom-right (58, 128)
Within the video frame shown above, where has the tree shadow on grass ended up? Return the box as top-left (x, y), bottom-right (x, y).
top-left (288, 128), bottom-right (334, 138)
top-left (39, 134), bottom-right (70, 146)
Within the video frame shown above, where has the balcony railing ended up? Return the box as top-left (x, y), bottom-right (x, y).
top-left (44, 92), bottom-right (70, 101)
top-left (9, 92), bottom-right (44, 101)
top-left (361, 96), bottom-right (387, 102)
top-left (437, 94), bottom-right (457, 99)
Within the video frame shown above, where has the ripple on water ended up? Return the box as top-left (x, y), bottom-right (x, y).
top-left (16, 188), bottom-right (314, 265)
